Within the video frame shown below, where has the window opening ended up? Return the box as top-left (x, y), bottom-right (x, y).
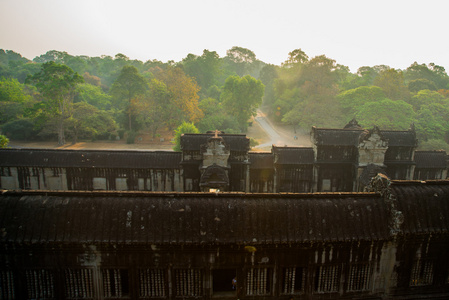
top-left (0, 270), bottom-right (15, 300)
top-left (212, 269), bottom-right (236, 294)
top-left (347, 264), bottom-right (371, 291)
top-left (26, 269), bottom-right (54, 299)
top-left (102, 269), bottom-right (129, 298)
top-left (175, 269), bottom-right (203, 297)
top-left (64, 269), bottom-right (94, 299)
top-left (281, 267), bottom-right (305, 294)
top-left (410, 259), bottom-right (434, 286)
top-left (139, 269), bottom-right (166, 298)
top-left (315, 265), bottom-right (340, 293)
top-left (246, 268), bottom-right (271, 296)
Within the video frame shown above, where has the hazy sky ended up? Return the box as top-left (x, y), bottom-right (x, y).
top-left (1, 0), bottom-right (447, 72)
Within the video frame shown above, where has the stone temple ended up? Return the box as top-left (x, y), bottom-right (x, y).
top-left (0, 121), bottom-right (448, 299)
top-left (0, 120), bottom-right (447, 193)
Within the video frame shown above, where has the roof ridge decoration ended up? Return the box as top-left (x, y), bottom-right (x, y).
top-left (365, 174), bottom-right (404, 237)
top-left (343, 118), bottom-right (363, 130)
top-left (359, 125), bottom-right (387, 144)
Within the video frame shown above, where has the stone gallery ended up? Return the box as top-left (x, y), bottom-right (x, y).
top-left (0, 175), bottom-right (448, 299)
top-left (0, 121), bottom-right (448, 299)
top-left (0, 121), bottom-right (447, 193)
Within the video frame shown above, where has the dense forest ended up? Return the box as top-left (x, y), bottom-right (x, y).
top-left (1, 47), bottom-right (448, 151)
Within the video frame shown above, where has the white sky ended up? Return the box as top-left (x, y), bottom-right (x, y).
top-left (0, 0), bottom-right (448, 72)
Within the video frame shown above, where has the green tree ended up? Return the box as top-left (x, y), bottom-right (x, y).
top-left (282, 48), bottom-right (309, 67)
top-left (404, 62), bottom-right (449, 90)
top-left (415, 102), bottom-right (449, 141)
top-left (82, 72), bottom-right (102, 87)
top-left (172, 122), bottom-right (199, 151)
top-left (27, 61), bottom-right (84, 145)
top-left (418, 139), bottom-right (449, 152)
top-left (280, 55), bottom-right (344, 129)
top-left (408, 79), bottom-right (438, 93)
top-left (110, 65), bottom-right (148, 130)
top-left (374, 68), bottom-right (410, 100)
top-left (67, 102), bottom-right (116, 143)
top-left (0, 134), bottom-right (9, 148)
top-left (33, 50), bottom-right (69, 64)
top-left (221, 75), bottom-right (264, 131)
top-left (356, 99), bottom-right (416, 130)
top-left (353, 65), bottom-right (390, 87)
top-left (337, 86), bottom-right (386, 117)
top-left (223, 46), bottom-right (263, 78)
top-left (259, 64), bottom-right (278, 106)
top-left (196, 97), bottom-right (240, 133)
top-left (408, 89), bottom-right (449, 111)
top-left (0, 77), bottom-right (35, 125)
top-left (131, 79), bottom-right (170, 138)
top-left (76, 83), bottom-right (111, 110)
top-left (1, 119), bottom-right (38, 141)
top-left (182, 50), bottom-right (222, 97)
top-left (155, 67), bottom-right (203, 129)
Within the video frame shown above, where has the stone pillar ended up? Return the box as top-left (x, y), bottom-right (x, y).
top-left (245, 161), bottom-right (250, 193)
top-left (312, 165), bottom-right (319, 192)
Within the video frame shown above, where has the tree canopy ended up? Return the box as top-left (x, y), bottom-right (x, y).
top-left (221, 75), bottom-right (264, 131)
top-left (1, 47), bottom-right (449, 150)
top-left (110, 65), bottom-right (148, 130)
top-left (27, 61), bottom-right (84, 145)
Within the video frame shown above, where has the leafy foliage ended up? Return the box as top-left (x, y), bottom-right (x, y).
top-left (356, 99), bottom-right (416, 130)
top-left (155, 67), bottom-right (203, 129)
top-left (1, 47), bottom-right (449, 151)
top-left (221, 75), bottom-right (264, 131)
top-left (131, 79), bottom-right (170, 137)
top-left (27, 61), bottom-right (84, 145)
top-left (278, 55), bottom-right (344, 129)
top-left (0, 134), bottom-right (9, 148)
top-left (1, 119), bottom-right (38, 141)
top-left (172, 122), bottom-right (199, 152)
top-left (373, 68), bottom-right (409, 101)
top-left (337, 86), bottom-right (386, 116)
top-left (110, 65), bottom-right (148, 130)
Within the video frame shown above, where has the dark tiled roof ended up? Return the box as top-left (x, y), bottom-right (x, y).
top-left (0, 148), bottom-right (181, 169)
top-left (0, 190), bottom-right (388, 245)
top-left (312, 127), bottom-right (363, 146)
top-left (273, 147), bottom-right (314, 164)
top-left (249, 153), bottom-right (273, 169)
top-left (312, 127), bottom-right (417, 148)
top-left (389, 180), bottom-right (449, 235)
top-left (181, 133), bottom-right (249, 152)
top-left (414, 151), bottom-right (448, 169)
top-left (381, 130), bottom-right (417, 147)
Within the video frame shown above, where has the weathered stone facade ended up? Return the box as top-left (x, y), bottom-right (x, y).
top-left (1, 177), bottom-right (448, 299)
top-left (0, 123), bottom-right (447, 193)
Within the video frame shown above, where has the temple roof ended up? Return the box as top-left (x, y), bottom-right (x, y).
top-left (312, 126), bottom-right (417, 147)
top-left (181, 133), bottom-right (249, 152)
top-left (249, 153), bottom-right (273, 169)
top-left (366, 175), bottom-right (449, 236)
top-left (0, 190), bottom-right (388, 245)
top-left (0, 148), bottom-right (182, 169)
top-left (381, 130), bottom-right (417, 147)
top-left (311, 127), bottom-right (364, 146)
top-left (273, 147), bottom-right (314, 164)
top-left (414, 151), bottom-right (448, 169)
top-left (1, 179), bottom-right (447, 245)
top-left (389, 180), bottom-right (449, 235)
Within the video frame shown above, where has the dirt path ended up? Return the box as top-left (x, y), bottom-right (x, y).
top-left (8, 140), bottom-right (175, 151)
top-left (8, 108), bottom-right (312, 151)
top-left (253, 109), bottom-right (311, 151)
